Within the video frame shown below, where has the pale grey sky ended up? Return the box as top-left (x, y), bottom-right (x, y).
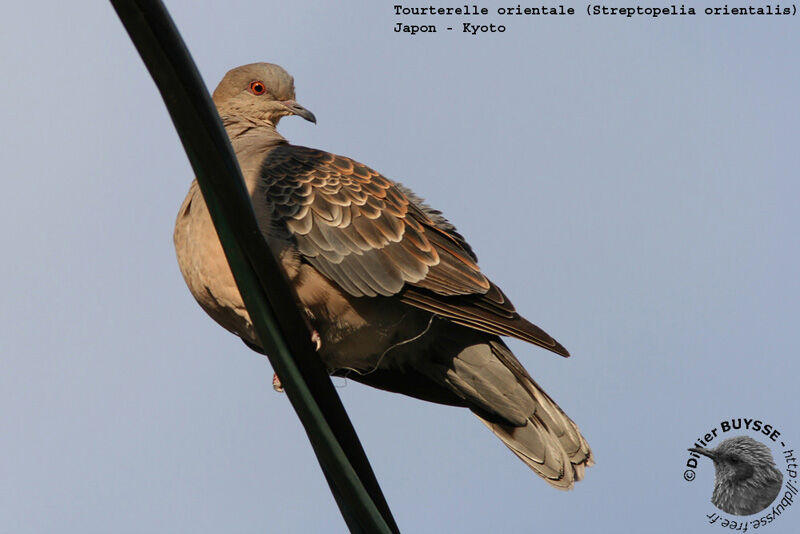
top-left (1, 1), bottom-right (798, 533)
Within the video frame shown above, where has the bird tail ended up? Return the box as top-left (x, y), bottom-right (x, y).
top-left (434, 336), bottom-right (593, 489)
top-left (474, 394), bottom-right (593, 490)
top-left (481, 340), bottom-right (593, 489)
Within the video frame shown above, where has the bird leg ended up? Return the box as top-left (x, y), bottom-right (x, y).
top-left (272, 329), bottom-right (322, 393)
top-left (311, 329), bottom-right (322, 351)
top-left (272, 373), bottom-right (284, 392)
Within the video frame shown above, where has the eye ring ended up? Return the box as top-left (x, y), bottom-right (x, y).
top-left (249, 81), bottom-right (266, 95)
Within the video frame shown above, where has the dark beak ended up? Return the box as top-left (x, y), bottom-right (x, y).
top-left (282, 100), bottom-right (316, 123)
top-left (688, 447), bottom-right (716, 460)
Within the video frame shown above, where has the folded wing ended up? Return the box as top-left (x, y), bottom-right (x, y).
top-left (260, 144), bottom-right (568, 356)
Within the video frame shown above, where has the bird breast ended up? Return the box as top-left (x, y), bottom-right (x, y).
top-left (174, 179), bottom-right (426, 373)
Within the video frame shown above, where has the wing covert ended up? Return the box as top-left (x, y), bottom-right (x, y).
top-left (260, 144), bottom-right (568, 356)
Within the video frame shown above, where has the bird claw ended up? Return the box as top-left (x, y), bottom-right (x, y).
top-left (272, 373), bottom-right (284, 393)
top-left (272, 330), bottom-right (320, 393)
top-left (311, 329), bottom-right (322, 351)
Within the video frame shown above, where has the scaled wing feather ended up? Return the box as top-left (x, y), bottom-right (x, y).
top-left (260, 144), bottom-right (568, 356)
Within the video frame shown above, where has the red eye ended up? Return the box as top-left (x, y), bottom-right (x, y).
top-left (249, 81), bottom-right (266, 95)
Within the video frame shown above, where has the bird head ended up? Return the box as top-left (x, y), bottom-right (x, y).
top-left (212, 63), bottom-right (316, 127)
top-left (689, 436), bottom-right (776, 484)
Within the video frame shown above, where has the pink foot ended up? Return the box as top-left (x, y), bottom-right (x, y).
top-left (272, 373), bottom-right (284, 393)
top-left (272, 330), bottom-right (321, 393)
top-left (311, 330), bottom-right (322, 351)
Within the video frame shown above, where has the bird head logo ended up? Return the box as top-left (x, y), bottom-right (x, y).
top-left (689, 435), bottom-right (783, 516)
